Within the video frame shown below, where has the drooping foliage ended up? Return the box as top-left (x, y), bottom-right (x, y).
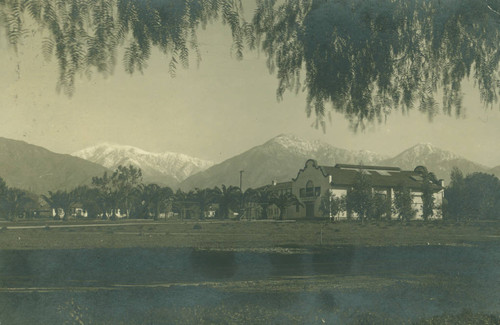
top-left (254, 0), bottom-right (500, 129)
top-left (0, 0), bottom-right (248, 95)
top-left (0, 0), bottom-right (498, 127)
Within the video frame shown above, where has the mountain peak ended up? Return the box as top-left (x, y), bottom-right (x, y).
top-left (76, 142), bottom-right (151, 156)
top-left (414, 142), bottom-right (435, 148)
top-left (269, 133), bottom-right (307, 144)
top-left (402, 143), bottom-right (459, 159)
top-left (73, 143), bottom-right (214, 185)
top-left (412, 142), bottom-right (436, 150)
top-left (380, 142), bottom-right (490, 183)
top-left (268, 134), bottom-right (313, 152)
top-left (180, 134), bottom-right (390, 190)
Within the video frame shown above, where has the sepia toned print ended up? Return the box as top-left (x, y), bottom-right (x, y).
top-left (0, 1), bottom-right (499, 324)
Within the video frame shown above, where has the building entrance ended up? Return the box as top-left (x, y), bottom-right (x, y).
top-left (305, 202), bottom-right (315, 218)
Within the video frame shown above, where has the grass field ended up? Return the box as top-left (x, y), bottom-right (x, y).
top-left (0, 219), bottom-right (499, 250)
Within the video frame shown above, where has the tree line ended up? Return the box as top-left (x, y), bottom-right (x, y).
top-left (0, 165), bottom-right (302, 221)
top-left (0, 177), bottom-right (37, 220)
top-left (1, 165), bottom-right (500, 221)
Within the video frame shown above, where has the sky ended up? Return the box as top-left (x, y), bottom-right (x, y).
top-left (1, 16), bottom-right (500, 167)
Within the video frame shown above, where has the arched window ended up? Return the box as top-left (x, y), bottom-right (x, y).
top-left (306, 180), bottom-right (314, 197)
top-left (300, 180), bottom-right (321, 198)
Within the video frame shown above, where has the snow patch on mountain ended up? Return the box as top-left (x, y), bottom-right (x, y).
top-left (270, 134), bottom-right (318, 154)
top-left (387, 143), bottom-right (461, 167)
top-left (73, 143), bottom-right (214, 183)
top-left (268, 134), bottom-right (389, 164)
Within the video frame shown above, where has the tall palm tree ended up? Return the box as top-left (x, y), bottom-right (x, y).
top-left (173, 189), bottom-right (192, 219)
top-left (42, 190), bottom-right (74, 220)
top-left (136, 183), bottom-right (155, 219)
top-left (92, 171), bottom-right (117, 219)
top-left (159, 186), bottom-right (174, 219)
top-left (139, 183), bottom-right (173, 220)
top-left (213, 185), bottom-right (242, 219)
top-left (192, 188), bottom-right (217, 219)
top-left (70, 185), bottom-right (101, 219)
top-left (253, 187), bottom-right (275, 219)
top-left (270, 192), bottom-right (302, 220)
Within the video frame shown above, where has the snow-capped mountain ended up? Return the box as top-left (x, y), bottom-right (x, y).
top-left (380, 143), bottom-right (490, 182)
top-left (179, 134), bottom-right (388, 190)
top-left (2, 135), bottom-right (495, 194)
top-left (73, 143), bottom-right (214, 186)
top-left (271, 134), bottom-right (387, 165)
top-left (72, 136), bottom-right (496, 191)
top-left (180, 135), bottom-right (495, 190)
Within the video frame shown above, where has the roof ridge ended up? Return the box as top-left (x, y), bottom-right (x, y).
top-left (332, 163), bottom-right (401, 171)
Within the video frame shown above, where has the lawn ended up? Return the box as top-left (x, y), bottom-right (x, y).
top-left (0, 219), bottom-right (499, 250)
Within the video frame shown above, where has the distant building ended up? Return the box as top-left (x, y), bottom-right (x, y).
top-left (260, 159), bottom-right (444, 220)
top-left (69, 203), bottom-right (88, 218)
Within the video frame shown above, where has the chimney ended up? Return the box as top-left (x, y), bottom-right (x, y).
top-left (272, 180), bottom-right (277, 186)
top-left (328, 175), bottom-right (332, 183)
top-left (439, 179), bottom-right (445, 188)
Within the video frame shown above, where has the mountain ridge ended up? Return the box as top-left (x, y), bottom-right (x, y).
top-left (380, 143), bottom-right (491, 182)
top-left (179, 134), bottom-right (390, 190)
top-left (0, 137), bottom-right (109, 194)
top-left (72, 143), bottom-right (214, 186)
top-left (2, 135), bottom-right (498, 194)
top-left (179, 135), bottom-right (497, 190)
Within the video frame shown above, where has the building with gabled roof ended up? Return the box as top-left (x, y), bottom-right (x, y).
top-left (262, 159), bottom-right (444, 220)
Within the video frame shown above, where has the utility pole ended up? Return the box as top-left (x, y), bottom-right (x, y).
top-left (239, 170), bottom-right (244, 219)
top-left (329, 188), bottom-right (333, 222)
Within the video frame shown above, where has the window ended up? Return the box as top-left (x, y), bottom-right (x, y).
top-left (306, 180), bottom-right (314, 197)
top-left (300, 181), bottom-right (321, 198)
